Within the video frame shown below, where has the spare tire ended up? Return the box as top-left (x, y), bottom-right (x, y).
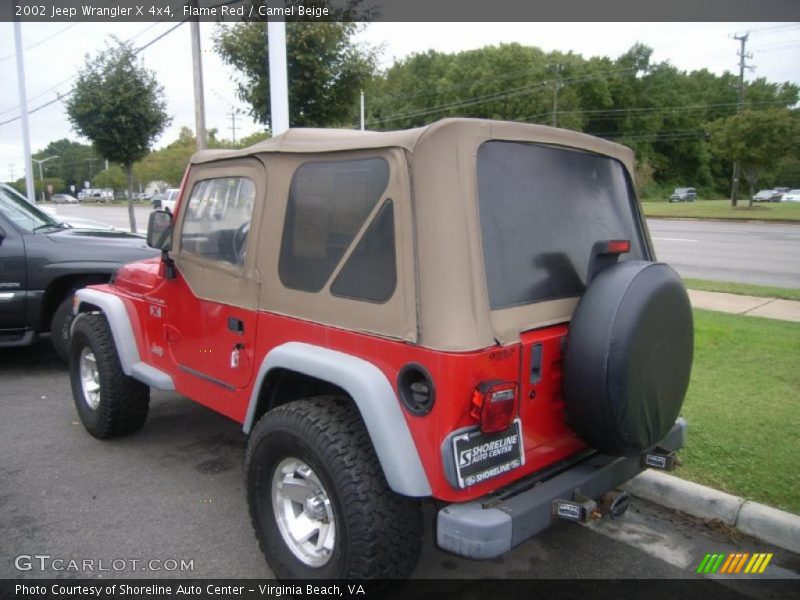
top-left (562, 261), bottom-right (693, 456)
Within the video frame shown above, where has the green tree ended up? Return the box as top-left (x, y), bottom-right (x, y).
top-left (708, 108), bottom-right (800, 206)
top-left (32, 139), bottom-right (101, 191)
top-left (134, 127), bottom-right (197, 188)
top-left (214, 22), bottom-right (376, 128)
top-left (93, 164), bottom-right (126, 191)
top-left (66, 39), bottom-right (171, 231)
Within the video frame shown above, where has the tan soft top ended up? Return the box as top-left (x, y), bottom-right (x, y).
top-left (186, 119), bottom-right (640, 351)
top-left (192, 118), bottom-right (635, 175)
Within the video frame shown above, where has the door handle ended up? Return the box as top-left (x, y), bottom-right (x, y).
top-left (227, 317), bottom-right (244, 334)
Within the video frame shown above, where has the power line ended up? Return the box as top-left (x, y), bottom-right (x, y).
top-left (743, 23), bottom-right (800, 35)
top-left (0, 21), bottom-right (186, 128)
top-left (521, 99), bottom-right (790, 121)
top-left (0, 23), bottom-right (80, 62)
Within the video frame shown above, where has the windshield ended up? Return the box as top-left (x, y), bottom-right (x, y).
top-left (477, 141), bottom-right (647, 309)
top-left (0, 184), bottom-right (61, 233)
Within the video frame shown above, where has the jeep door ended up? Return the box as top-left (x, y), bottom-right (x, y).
top-left (166, 159), bottom-right (263, 393)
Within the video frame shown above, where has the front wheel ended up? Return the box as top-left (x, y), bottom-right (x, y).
top-left (69, 312), bottom-right (150, 438)
top-left (51, 294), bottom-right (76, 362)
top-left (246, 398), bottom-right (422, 579)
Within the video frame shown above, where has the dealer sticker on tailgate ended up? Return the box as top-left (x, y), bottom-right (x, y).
top-left (452, 419), bottom-right (525, 488)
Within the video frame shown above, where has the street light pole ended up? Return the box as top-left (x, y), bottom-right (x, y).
top-left (31, 155), bottom-right (59, 202)
top-left (13, 20), bottom-right (35, 204)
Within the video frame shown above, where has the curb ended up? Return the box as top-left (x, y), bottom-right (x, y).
top-left (621, 470), bottom-right (800, 554)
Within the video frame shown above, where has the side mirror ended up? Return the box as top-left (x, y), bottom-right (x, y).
top-left (147, 210), bottom-right (173, 250)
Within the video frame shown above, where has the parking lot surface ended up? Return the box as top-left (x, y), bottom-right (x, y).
top-left (1, 340), bottom-right (798, 594)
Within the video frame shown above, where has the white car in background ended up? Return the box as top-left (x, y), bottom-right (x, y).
top-left (152, 188), bottom-right (180, 212)
top-left (781, 189), bottom-right (800, 202)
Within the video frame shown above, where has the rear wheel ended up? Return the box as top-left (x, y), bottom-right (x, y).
top-left (69, 312), bottom-right (149, 438)
top-left (246, 397), bottom-right (422, 579)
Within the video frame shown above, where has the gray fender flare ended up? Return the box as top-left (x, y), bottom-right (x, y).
top-left (73, 288), bottom-right (174, 391)
top-left (244, 342), bottom-right (432, 498)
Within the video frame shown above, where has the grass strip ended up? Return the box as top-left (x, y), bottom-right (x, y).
top-left (677, 309), bottom-right (800, 514)
top-left (684, 278), bottom-right (800, 302)
top-left (642, 199), bottom-right (800, 222)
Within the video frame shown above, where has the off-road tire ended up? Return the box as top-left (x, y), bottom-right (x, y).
top-left (69, 312), bottom-right (149, 438)
top-left (246, 397), bottom-right (423, 579)
top-left (51, 294), bottom-right (75, 362)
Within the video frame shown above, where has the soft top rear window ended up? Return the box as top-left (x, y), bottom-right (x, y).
top-left (477, 141), bottom-right (647, 310)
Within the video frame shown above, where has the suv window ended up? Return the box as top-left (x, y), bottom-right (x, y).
top-left (477, 141), bottom-right (646, 309)
top-left (180, 176), bottom-right (255, 268)
top-left (279, 158), bottom-right (390, 293)
top-left (0, 184), bottom-right (60, 233)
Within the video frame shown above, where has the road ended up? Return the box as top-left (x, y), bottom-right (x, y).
top-left (1, 340), bottom-right (798, 593)
top-left (648, 220), bottom-right (800, 288)
top-left (48, 204), bottom-right (800, 288)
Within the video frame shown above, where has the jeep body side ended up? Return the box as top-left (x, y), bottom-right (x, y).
top-left (70, 119), bottom-right (692, 578)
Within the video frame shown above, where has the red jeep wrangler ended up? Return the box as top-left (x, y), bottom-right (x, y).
top-left (69, 119), bottom-right (692, 579)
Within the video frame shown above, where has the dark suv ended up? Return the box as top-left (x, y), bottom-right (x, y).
top-left (0, 183), bottom-right (157, 359)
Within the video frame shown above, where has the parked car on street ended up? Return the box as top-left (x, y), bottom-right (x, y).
top-left (781, 189), bottom-right (800, 202)
top-left (669, 187), bottom-right (696, 202)
top-left (51, 193), bottom-right (79, 204)
top-left (752, 189), bottom-right (783, 203)
top-left (68, 119), bottom-right (693, 579)
top-left (0, 183), bottom-right (157, 360)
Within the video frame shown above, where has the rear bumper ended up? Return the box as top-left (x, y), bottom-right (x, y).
top-left (436, 418), bottom-right (687, 559)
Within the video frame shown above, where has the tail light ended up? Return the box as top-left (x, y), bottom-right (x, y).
top-left (470, 381), bottom-right (519, 433)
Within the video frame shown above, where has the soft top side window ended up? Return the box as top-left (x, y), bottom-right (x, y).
top-left (180, 176), bottom-right (256, 269)
top-left (278, 157), bottom-right (391, 295)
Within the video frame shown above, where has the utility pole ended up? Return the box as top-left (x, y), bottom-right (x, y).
top-left (730, 33), bottom-right (752, 207)
top-left (190, 5), bottom-right (207, 151)
top-left (551, 64), bottom-right (563, 128)
top-left (13, 20), bottom-right (35, 204)
top-left (86, 157), bottom-right (96, 189)
top-left (228, 111), bottom-right (239, 144)
top-left (360, 89), bottom-right (365, 131)
top-left (266, 0), bottom-right (289, 136)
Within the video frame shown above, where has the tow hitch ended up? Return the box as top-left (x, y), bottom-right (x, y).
top-left (552, 490), bottom-right (631, 524)
top-left (642, 448), bottom-right (678, 471)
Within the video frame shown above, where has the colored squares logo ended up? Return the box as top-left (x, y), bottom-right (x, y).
top-left (696, 553), bottom-right (773, 574)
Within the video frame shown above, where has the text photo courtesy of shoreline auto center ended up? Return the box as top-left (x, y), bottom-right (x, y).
top-left (1, 0), bottom-right (799, 599)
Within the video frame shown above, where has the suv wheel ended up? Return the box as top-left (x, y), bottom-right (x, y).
top-left (246, 397), bottom-right (422, 579)
top-left (51, 294), bottom-right (76, 362)
top-left (69, 312), bottom-right (150, 438)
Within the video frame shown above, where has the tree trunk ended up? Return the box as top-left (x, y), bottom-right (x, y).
top-left (126, 162), bottom-right (137, 233)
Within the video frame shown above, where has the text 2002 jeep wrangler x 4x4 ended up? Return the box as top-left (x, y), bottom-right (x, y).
top-left (68, 119), bottom-right (693, 579)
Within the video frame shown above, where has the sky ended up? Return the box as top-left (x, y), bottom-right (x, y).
top-left (1, 21), bottom-right (799, 183)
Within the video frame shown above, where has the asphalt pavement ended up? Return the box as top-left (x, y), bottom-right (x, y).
top-left (48, 204), bottom-right (800, 289)
top-left (648, 219), bottom-right (800, 288)
top-left (1, 339), bottom-right (798, 592)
